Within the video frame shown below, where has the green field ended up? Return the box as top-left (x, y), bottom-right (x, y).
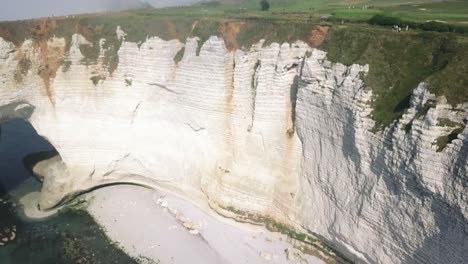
top-left (143, 0), bottom-right (468, 23)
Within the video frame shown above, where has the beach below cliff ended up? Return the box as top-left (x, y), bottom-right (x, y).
top-left (86, 185), bottom-right (325, 264)
top-left (0, 118), bottom-right (323, 263)
top-left (4, 179), bottom-right (326, 264)
top-left (0, 178), bottom-right (141, 264)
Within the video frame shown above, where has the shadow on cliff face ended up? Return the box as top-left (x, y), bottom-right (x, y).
top-left (408, 136), bottom-right (468, 264)
top-left (453, 131), bottom-right (468, 183)
top-left (0, 119), bottom-right (57, 194)
top-left (407, 199), bottom-right (468, 264)
top-left (369, 124), bottom-right (468, 263)
top-left (342, 109), bottom-right (362, 171)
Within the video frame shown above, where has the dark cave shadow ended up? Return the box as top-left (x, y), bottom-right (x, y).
top-left (0, 184), bottom-right (6, 197)
top-left (0, 119), bottom-right (57, 194)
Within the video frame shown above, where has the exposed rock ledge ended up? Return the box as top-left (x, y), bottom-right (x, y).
top-left (0, 30), bottom-right (466, 264)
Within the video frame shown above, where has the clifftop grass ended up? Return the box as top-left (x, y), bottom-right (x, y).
top-left (0, 11), bottom-right (466, 129)
top-left (320, 25), bottom-right (468, 128)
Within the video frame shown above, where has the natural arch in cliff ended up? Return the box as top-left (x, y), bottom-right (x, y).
top-left (0, 28), bottom-right (467, 263)
top-left (0, 116), bottom-right (59, 195)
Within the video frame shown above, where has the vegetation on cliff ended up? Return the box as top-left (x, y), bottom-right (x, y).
top-left (0, 0), bottom-right (466, 128)
top-left (321, 26), bottom-right (468, 128)
top-left (223, 205), bottom-right (353, 264)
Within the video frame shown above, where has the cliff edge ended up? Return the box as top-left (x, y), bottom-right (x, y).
top-left (0, 16), bottom-right (467, 264)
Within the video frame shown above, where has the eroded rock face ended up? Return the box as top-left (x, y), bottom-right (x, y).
top-left (0, 30), bottom-right (466, 264)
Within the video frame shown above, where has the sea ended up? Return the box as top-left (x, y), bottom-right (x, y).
top-left (0, 119), bottom-right (138, 263)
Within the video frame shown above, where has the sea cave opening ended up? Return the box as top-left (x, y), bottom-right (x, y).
top-left (0, 118), bottom-right (59, 196)
top-left (0, 119), bottom-right (142, 262)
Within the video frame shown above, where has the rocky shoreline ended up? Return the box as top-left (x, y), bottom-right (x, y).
top-left (0, 180), bottom-right (143, 263)
top-left (0, 197), bottom-right (17, 247)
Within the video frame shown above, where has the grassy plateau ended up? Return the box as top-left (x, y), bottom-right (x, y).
top-left (0, 0), bottom-right (466, 129)
top-left (0, 1), bottom-right (466, 262)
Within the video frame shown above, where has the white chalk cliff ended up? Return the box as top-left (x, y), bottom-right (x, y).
top-left (0, 29), bottom-right (467, 264)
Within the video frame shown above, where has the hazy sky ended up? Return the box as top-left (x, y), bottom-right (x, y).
top-left (0, 0), bottom-right (201, 21)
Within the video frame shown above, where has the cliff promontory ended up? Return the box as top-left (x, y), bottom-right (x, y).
top-left (0, 15), bottom-right (467, 264)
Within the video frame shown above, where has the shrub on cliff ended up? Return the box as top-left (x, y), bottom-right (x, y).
top-left (260, 0), bottom-right (270, 11)
top-left (368, 15), bottom-right (468, 34)
top-left (420, 21), bottom-right (467, 33)
top-left (368, 14), bottom-right (402, 27)
top-left (421, 21), bottom-right (451, 32)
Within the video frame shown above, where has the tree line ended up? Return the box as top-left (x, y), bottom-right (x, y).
top-left (368, 14), bottom-right (468, 34)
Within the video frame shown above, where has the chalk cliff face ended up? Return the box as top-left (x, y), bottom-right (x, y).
top-left (0, 29), bottom-right (467, 264)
